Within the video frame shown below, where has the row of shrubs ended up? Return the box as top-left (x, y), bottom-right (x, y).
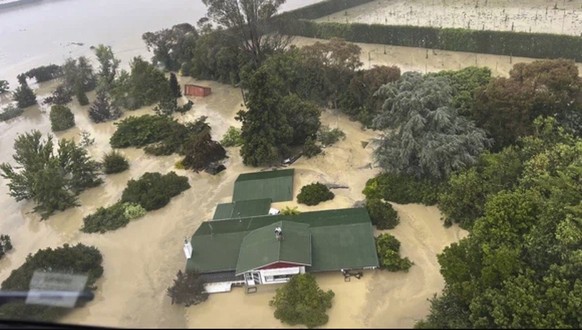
top-left (278, 20), bottom-right (582, 61)
top-left (363, 173), bottom-right (442, 206)
top-left (81, 172), bottom-right (190, 233)
top-left (277, 0), bottom-right (374, 20)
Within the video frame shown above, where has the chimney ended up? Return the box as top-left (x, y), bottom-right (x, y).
top-left (183, 238), bottom-right (193, 259)
top-left (274, 227), bottom-right (283, 241)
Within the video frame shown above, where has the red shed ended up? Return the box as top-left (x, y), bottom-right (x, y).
top-left (184, 84), bottom-right (211, 97)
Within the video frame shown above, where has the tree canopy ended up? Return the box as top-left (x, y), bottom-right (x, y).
top-left (0, 131), bottom-right (102, 219)
top-left (270, 273), bottom-right (334, 328)
top-left (417, 117), bottom-right (582, 328)
top-left (201, 0), bottom-right (289, 65)
top-left (373, 72), bottom-right (490, 180)
top-left (0, 244), bottom-right (103, 322)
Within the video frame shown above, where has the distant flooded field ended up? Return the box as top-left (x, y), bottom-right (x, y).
top-left (317, 0), bottom-right (582, 36)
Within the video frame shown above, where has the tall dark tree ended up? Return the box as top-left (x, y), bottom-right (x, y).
top-left (167, 270), bottom-right (208, 306)
top-left (201, 0), bottom-right (289, 65)
top-left (0, 131), bottom-right (102, 219)
top-left (181, 130), bottom-right (226, 172)
top-left (373, 72), bottom-right (490, 180)
top-left (143, 23), bottom-right (198, 71)
top-left (94, 44), bottom-right (120, 91)
top-left (12, 82), bottom-right (37, 108)
top-left (89, 91), bottom-right (122, 123)
top-left (43, 85), bottom-right (73, 106)
top-left (112, 57), bottom-right (170, 110)
top-left (169, 72), bottom-right (182, 97)
top-left (0, 80), bottom-right (9, 94)
top-left (49, 105), bottom-right (75, 131)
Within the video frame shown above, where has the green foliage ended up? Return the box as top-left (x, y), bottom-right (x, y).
top-left (0, 235), bottom-right (13, 260)
top-left (366, 198), bottom-right (399, 229)
top-left (111, 57), bottom-right (170, 110)
top-left (0, 80), bottom-right (8, 94)
top-left (181, 131), bottom-right (226, 172)
top-left (49, 105), bottom-right (75, 131)
top-left (429, 66), bottom-right (492, 116)
top-left (0, 244), bottom-right (103, 322)
top-left (167, 270), bottom-right (208, 306)
top-left (94, 44), bottom-right (120, 91)
top-left (278, 20), bottom-right (582, 61)
top-left (220, 126), bottom-right (243, 147)
top-left (102, 151), bottom-right (129, 174)
top-left (418, 117), bottom-right (582, 328)
top-left (81, 202), bottom-right (128, 233)
top-left (62, 57), bottom-right (97, 95)
top-left (189, 29), bottom-right (245, 84)
top-left (303, 136), bottom-right (322, 158)
top-left (22, 65), bottom-right (62, 83)
top-left (121, 172), bottom-right (190, 211)
top-left (269, 273), bottom-right (334, 328)
top-left (89, 91), bottom-right (122, 123)
top-left (81, 202), bottom-right (146, 233)
top-left (43, 85), bottom-right (73, 106)
top-left (280, 206), bottom-right (301, 215)
top-left (169, 72), bottom-right (182, 97)
top-left (143, 23), bottom-right (197, 71)
top-left (0, 104), bottom-right (24, 122)
top-left (297, 182), bottom-right (334, 206)
top-left (0, 131), bottom-right (102, 219)
top-left (363, 173), bottom-right (442, 205)
top-left (374, 72), bottom-right (490, 180)
top-left (438, 146), bottom-right (524, 229)
top-left (375, 233), bottom-right (413, 272)
top-left (110, 115), bottom-right (183, 148)
top-left (278, 0), bottom-right (374, 20)
top-left (12, 82), bottom-right (37, 108)
top-left (338, 65), bottom-right (401, 125)
top-left (317, 125), bottom-right (345, 146)
top-left (474, 59), bottom-right (582, 150)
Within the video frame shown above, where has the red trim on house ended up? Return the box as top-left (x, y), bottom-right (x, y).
top-left (259, 262), bottom-right (304, 270)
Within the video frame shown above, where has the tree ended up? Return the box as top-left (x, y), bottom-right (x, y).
top-left (167, 270), bottom-right (208, 306)
top-left (0, 80), bottom-right (9, 94)
top-left (81, 202), bottom-right (145, 233)
top-left (89, 91), bottom-right (122, 123)
top-left (102, 151), bottom-right (129, 174)
top-left (202, 0), bottom-right (290, 65)
top-left (220, 126), bottom-right (243, 147)
top-left (22, 65), bottom-right (62, 83)
top-left (317, 125), bottom-right (345, 147)
top-left (297, 182), bottom-right (334, 206)
top-left (49, 105), bottom-right (75, 131)
top-left (474, 59), bottom-right (582, 150)
top-left (339, 65), bottom-right (401, 125)
top-left (366, 198), bottom-right (399, 229)
top-left (429, 66), bottom-right (492, 117)
top-left (62, 57), bottom-right (97, 94)
top-left (43, 85), bottom-right (73, 106)
top-left (169, 72), bottom-right (182, 97)
top-left (0, 244), bottom-right (103, 322)
top-left (120, 172), bottom-right (190, 211)
top-left (0, 104), bottom-right (24, 122)
top-left (375, 233), bottom-right (413, 271)
top-left (363, 172), bottom-right (442, 205)
top-left (12, 82), bottom-right (37, 108)
top-left (269, 273), bottom-right (334, 328)
top-left (143, 23), bottom-right (198, 71)
top-left (0, 235), bottom-right (13, 260)
top-left (113, 57), bottom-right (170, 110)
top-left (418, 117), bottom-right (582, 328)
top-left (300, 38), bottom-right (363, 108)
top-left (0, 131), bottom-right (102, 219)
top-left (189, 29), bottom-right (245, 84)
top-left (94, 44), bottom-right (120, 91)
top-left (373, 72), bottom-right (490, 180)
top-left (181, 131), bottom-right (227, 172)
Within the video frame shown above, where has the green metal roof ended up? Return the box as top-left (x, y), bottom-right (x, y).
top-left (212, 199), bottom-right (272, 220)
top-left (232, 169), bottom-right (294, 202)
top-left (235, 221), bottom-right (312, 275)
top-left (186, 208), bottom-right (379, 274)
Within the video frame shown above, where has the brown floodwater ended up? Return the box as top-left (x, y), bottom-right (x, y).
top-left (0, 1), bottom-right (472, 327)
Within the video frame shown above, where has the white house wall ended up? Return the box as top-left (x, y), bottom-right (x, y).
top-left (257, 266), bottom-right (305, 285)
